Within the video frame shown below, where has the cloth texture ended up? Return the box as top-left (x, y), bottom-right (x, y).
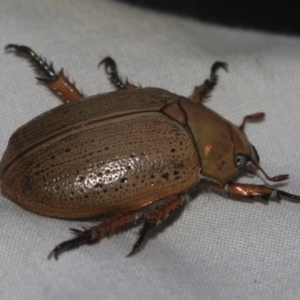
top-left (1, 1), bottom-right (300, 299)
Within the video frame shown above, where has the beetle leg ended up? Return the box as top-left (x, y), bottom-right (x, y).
top-left (189, 61), bottom-right (228, 103)
top-left (239, 112), bottom-right (265, 131)
top-left (126, 221), bottom-right (154, 257)
top-left (48, 211), bottom-right (143, 259)
top-left (99, 57), bottom-right (138, 90)
top-left (127, 196), bottom-right (184, 256)
top-left (201, 180), bottom-right (300, 202)
top-left (5, 44), bottom-right (84, 103)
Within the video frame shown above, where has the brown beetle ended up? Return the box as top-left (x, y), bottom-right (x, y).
top-left (1, 44), bottom-right (299, 259)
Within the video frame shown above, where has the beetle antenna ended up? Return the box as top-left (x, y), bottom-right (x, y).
top-left (251, 159), bottom-right (289, 182)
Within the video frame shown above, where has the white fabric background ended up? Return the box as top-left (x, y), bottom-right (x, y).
top-left (1, 1), bottom-right (300, 299)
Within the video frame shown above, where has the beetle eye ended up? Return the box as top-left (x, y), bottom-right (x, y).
top-left (235, 154), bottom-right (249, 170)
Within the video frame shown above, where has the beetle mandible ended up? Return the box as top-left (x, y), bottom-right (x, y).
top-left (1, 44), bottom-right (299, 259)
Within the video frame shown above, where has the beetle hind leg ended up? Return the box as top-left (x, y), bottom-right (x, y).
top-left (99, 57), bottom-right (138, 90)
top-left (189, 61), bottom-right (227, 103)
top-left (5, 44), bottom-right (84, 103)
top-left (48, 211), bottom-right (143, 259)
top-left (48, 196), bottom-right (184, 259)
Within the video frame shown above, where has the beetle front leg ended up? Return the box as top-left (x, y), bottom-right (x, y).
top-left (99, 57), bottom-right (138, 90)
top-left (189, 61), bottom-right (227, 103)
top-left (201, 180), bottom-right (300, 202)
top-left (5, 44), bottom-right (84, 103)
top-left (127, 196), bottom-right (184, 256)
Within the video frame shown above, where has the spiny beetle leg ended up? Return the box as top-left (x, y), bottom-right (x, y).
top-left (127, 196), bottom-right (184, 256)
top-left (201, 179), bottom-right (300, 202)
top-left (49, 197), bottom-right (184, 259)
top-left (5, 44), bottom-right (84, 103)
top-left (48, 229), bottom-right (93, 260)
top-left (189, 61), bottom-right (228, 103)
top-left (48, 211), bottom-right (143, 259)
top-left (99, 56), bottom-right (138, 90)
top-left (5, 44), bottom-right (57, 79)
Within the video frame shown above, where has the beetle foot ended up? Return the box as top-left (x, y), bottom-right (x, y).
top-left (189, 61), bottom-right (228, 103)
top-left (127, 197), bottom-right (185, 256)
top-left (210, 62), bottom-right (228, 87)
top-left (277, 190), bottom-right (300, 203)
top-left (99, 56), bottom-right (138, 90)
top-left (127, 221), bottom-right (153, 257)
top-left (260, 189), bottom-right (300, 203)
top-left (48, 229), bottom-right (94, 260)
top-left (5, 44), bottom-right (57, 81)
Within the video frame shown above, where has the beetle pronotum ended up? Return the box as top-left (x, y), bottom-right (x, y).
top-left (1, 44), bottom-right (299, 259)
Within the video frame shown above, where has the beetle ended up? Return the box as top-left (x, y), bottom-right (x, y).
top-left (1, 44), bottom-right (300, 260)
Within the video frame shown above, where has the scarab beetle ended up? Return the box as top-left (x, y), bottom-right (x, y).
top-left (1, 44), bottom-right (300, 259)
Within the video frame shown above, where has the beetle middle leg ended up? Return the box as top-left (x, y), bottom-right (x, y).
top-left (189, 61), bottom-right (227, 103)
top-left (5, 44), bottom-right (84, 103)
top-left (99, 57), bottom-right (138, 90)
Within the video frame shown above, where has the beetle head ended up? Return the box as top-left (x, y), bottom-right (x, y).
top-left (225, 122), bottom-right (289, 183)
top-left (179, 96), bottom-right (288, 183)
